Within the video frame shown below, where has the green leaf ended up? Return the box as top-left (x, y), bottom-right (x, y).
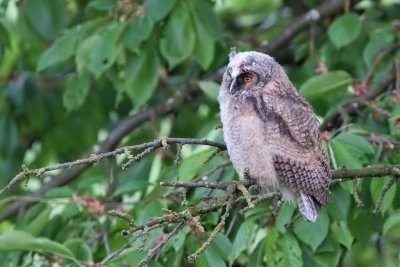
top-left (229, 219), bottom-right (256, 264)
top-left (160, 2), bottom-right (196, 68)
top-left (85, 0), bottom-right (116, 17)
top-left (0, 231), bottom-right (74, 259)
top-left (44, 187), bottom-right (74, 198)
top-left (275, 204), bottom-right (295, 233)
top-left (198, 246), bottom-right (226, 267)
top-left (123, 16), bottom-right (154, 54)
top-left (37, 28), bottom-right (81, 72)
top-left (383, 209), bottom-right (400, 234)
top-left (125, 45), bottom-right (160, 107)
top-left (264, 228), bottom-right (281, 267)
top-left (64, 239), bottom-right (93, 262)
top-left (198, 81), bottom-right (219, 101)
top-left (26, 0), bottom-right (68, 40)
top-left (212, 233), bottom-right (233, 261)
top-left (190, 0), bottom-right (222, 40)
top-left (335, 132), bottom-right (374, 155)
top-left (144, 0), bottom-right (177, 22)
top-left (190, 0), bottom-right (221, 69)
top-left (370, 176), bottom-right (397, 214)
top-left (0, 21), bottom-right (9, 46)
top-left (330, 139), bottom-right (363, 168)
top-left (178, 149), bottom-right (213, 181)
top-left (25, 208), bottom-right (51, 237)
top-left (76, 34), bottom-right (101, 73)
top-left (363, 32), bottom-right (393, 66)
top-left (87, 23), bottom-right (125, 79)
top-left (328, 13), bottom-right (362, 49)
top-left (0, 113), bottom-right (18, 157)
top-left (63, 72), bottom-right (92, 112)
top-left (280, 231), bottom-right (303, 267)
top-left (294, 209), bottom-right (329, 251)
top-left (331, 221), bottom-right (354, 249)
top-left (299, 71), bottom-right (352, 101)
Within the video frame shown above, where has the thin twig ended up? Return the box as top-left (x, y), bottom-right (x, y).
top-left (187, 185), bottom-right (236, 262)
top-left (353, 178), bottom-right (364, 208)
top-left (137, 222), bottom-right (185, 267)
top-left (372, 176), bottom-right (398, 214)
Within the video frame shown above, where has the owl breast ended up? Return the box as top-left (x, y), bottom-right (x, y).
top-left (220, 96), bottom-right (281, 189)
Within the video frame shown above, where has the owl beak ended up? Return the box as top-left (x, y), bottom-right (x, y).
top-left (229, 80), bottom-right (239, 94)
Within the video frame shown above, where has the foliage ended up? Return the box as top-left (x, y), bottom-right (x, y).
top-left (0, 0), bottom-right (400, 266)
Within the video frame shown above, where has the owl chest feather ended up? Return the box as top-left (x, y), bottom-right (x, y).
top-left (220, 99), bottom-right (281, 188)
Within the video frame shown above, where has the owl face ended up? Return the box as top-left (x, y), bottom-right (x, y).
top-left (223, 51), bottom-right (281, 97)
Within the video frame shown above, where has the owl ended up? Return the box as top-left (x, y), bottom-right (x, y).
top-left (218, 49), bottom-right (331, 222)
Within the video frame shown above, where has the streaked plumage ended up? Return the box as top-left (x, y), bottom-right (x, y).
top-left (218, 49), bottom-right (330, 222)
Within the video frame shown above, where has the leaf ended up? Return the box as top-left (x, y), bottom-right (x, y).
top-left (64, 239), bottom-right (93, 262)
top-left (190, 0), bottom-right (222, 40)
top-left (87, 23), bottom-right (125, 79)
top-left (26, 0), bottom-right (68, 40)
top-left (198, 81), bottom-right (219, 101)
top-left (331, 221), bottom-right (354, 249)
top-left (85, 0), bottom-right (116, 17)
top-left (275, 204), bottom-right (295, 233)
top-left (328, 13), bottom-right (362, 49)
top-left (370, 176), bottom-right (397, 214)
top-left (190, 0), bottom-right (222, 69)
top-left (63, 72), bottom-right (92, 112)
top-left (264, 228), bottom-right (281, 267)
top-left (160, 2), bottom-right (196, 68)
top-left (25, 208), bottom-right (51, 237)
top-left (197, 246), bottom-right (226, 267)
top-left (37, 28), bottom-right (81, 72)
top-left (330, 139), bottom-right (363, 168)
top-left (294, 209), bottom-right (329, 251)
top-left (0, 113), bottom-right (18, 157)
top-left (44, 187), bottom-right (74, 198)
top-left (123, 16), bottom-right (154, 54)
top-left (0, 21), bottom-right (9, 46)
top-left (229, 219), bottom-right (256, 264)
top-left (335, 132), bottom-right (374, 155)
top-left (124, 45), bottom-right (160, 107)
top-left (280, 231), bottom-right (303, 267)
top-left (383, 209), bottom-right (400, 234)
top-left (144, 0), bottom-right (177, 22)
top-left (178, 150), bottom-right (213, 181)
top-left (76, 34), bottom-right (101, 74)
top-left (0, 231), bottom-right (74, 259)
top-left (299, 71), bottom-right (352, 101)
top-left (212, 233), bottom-right (233, 261)
top-left (363, 32), bottom-right (393, 66)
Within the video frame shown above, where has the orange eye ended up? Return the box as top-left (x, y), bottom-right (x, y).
top-left (243, 74), bottom-right (253, 83)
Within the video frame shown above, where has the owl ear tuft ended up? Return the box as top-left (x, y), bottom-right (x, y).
top-left (229, 47), bottom-right (237, 61)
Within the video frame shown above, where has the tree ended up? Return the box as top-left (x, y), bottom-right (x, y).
top-left (0, 0), bottom-right (399, 266)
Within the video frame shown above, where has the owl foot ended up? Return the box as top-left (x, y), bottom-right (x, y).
top-left (243, 167), bottom-right (257, 184)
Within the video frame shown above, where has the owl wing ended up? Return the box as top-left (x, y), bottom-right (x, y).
top-left (259, 92), bottom-right (331, 206)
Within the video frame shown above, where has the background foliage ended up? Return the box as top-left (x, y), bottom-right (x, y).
top-left (0, 0), bottom-right (400, 266)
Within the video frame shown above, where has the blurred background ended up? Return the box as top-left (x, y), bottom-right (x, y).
top-left (0, 0), bottom-right (400, 266)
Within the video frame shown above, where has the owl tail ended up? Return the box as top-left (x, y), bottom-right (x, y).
top-left (297, 193), bottom-right (317, 222)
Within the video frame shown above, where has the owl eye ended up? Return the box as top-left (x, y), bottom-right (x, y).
top-left (243, 74), bottom-right (253, 83)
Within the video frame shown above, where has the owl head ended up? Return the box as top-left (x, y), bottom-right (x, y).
top-left (222, 49), bottom-right (289, 97)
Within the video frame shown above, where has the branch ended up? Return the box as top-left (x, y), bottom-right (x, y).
top-left (260, 0), bottom-right (355, 55)
top-left (320, 66), bottom-right (395, 131)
